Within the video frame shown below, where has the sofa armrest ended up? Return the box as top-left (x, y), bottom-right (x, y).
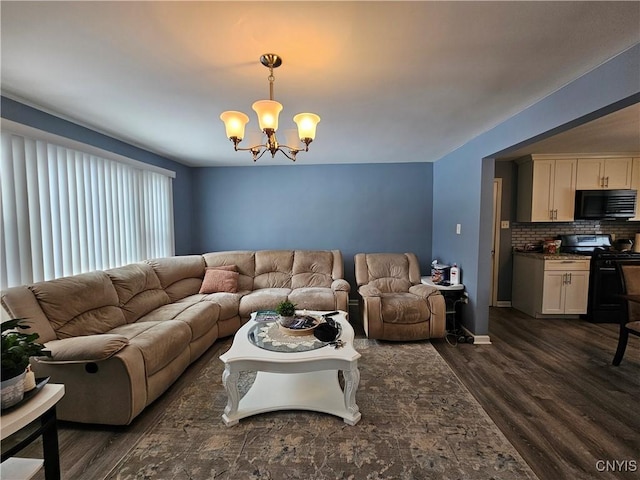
top-left (426, 292), bottom-right (446, 338)
top-left (331, 278), bottom-right (350, 292)
top-left (37, 334), bottom-right (130, 364)
top-left (409, 284), bottom-right (439, 298)
top-left (358, 284), bottom-right (382, 297)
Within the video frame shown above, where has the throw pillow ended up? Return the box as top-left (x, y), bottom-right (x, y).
top-left (206, 264), bottom-right (238, 272)
top-left (199, 268), bottom-right (239, 294)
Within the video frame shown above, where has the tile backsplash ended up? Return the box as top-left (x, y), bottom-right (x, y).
top-left (511, 220), bottom-right (640, 249)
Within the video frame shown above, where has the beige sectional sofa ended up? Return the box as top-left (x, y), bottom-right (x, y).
top-left (1, 250), bottom-right (349, 425)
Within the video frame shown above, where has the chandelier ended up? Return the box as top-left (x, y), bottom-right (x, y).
top-left (220, 54), bottom-right (320, 162)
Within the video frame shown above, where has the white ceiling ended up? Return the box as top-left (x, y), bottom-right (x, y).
top-left (1, 1), bottom-right (639, 167)
top-left (497, 103), bottom-right (640, 161)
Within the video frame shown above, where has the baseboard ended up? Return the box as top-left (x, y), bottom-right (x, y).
top-left (495, 301), bottom-right (512, 308)
top-left (462, 326), bottom-right (492, 345)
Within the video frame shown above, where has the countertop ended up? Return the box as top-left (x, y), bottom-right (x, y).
top-left (513, 251), bottom-right (589, 260)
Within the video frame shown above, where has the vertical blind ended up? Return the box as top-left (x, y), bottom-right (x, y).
top-left (1, 129), bottom-right (175, 290)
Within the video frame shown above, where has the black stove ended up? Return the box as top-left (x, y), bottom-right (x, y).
top-left (591, 250), bottom-right (640, 260)
top-left (560, 234), bottom-right (640, 323)
top-left (560, 234), bottom-right (613, 254)
top-left (560, 234), bottom-right (640, 258)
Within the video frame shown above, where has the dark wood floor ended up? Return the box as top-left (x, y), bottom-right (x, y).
top-left (434, 308), bottom-right (640, 480)
top-left (11, 307), bottom-right (640, 480)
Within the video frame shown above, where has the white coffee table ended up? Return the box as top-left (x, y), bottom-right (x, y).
top-left (219, 310), bottom-right (361, 426)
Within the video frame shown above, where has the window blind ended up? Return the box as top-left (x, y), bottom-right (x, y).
top-left (0, 127), bottom-right (175, 289)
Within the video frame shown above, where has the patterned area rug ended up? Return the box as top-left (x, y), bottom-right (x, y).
top-left (107, 338), bottom-right (538, 480)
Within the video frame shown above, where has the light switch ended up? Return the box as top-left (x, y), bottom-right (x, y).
top-left (456, 224), bottom-right (461, 235)
top-left (501, 220), bottom-right (510, 229)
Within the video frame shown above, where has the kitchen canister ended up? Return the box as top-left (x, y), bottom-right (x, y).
top-left (543, 239), bottom-right (562, 254)
top-left (431, 261), bottom-right (450, 285)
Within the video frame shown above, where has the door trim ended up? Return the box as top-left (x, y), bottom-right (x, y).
top-left (491, 178), bottom-right (502, 306)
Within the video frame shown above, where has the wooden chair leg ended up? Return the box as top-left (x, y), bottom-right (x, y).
top-left (613, 328), bottom-right (629, 366)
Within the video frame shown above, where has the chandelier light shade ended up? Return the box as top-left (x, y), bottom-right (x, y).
top-left (220, 53), bottom-right (320, 162)
top-left (293, 113), bottom-right (321, 142)
top-left (252, 100), bottom-right (283, 131)
top-left (220, 111), bottom-right (249, 140)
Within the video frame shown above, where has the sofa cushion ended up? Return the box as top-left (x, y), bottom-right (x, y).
top-left (380, 293), bottom-right (430, 324)
top-left (1, 286), bottom-right (58, 343)
top-left (203, 251), bottom-right (255, 291)
top-left (195, 292), bottom-right (246, 321)
top-left (28, 271), bottom-right (126, 339)
top-left (363, 253), bottom-right (412, 293)
top-left (110, 321), bottom-right (191, 376)
top-left (106, 263), bottom-right (170, 323)
top-left (288, 287), bottom-right (338, 311)
top-left (138, 301), bottom-right (219, 341)
top-left (239, 288), bottom-right (291, 318)
top-left (371, 277), bottom-right (412, 293)
top-left (146, 256), bottom-right (205, 302)
top-left (254, 251), bottom-right (293, 289)
top-left (199, 268), bottom-right (239, 294)
top-left (291, 251), bottom-right (334, 288)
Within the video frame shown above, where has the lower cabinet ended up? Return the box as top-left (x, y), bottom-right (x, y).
top-left (513, 254), bottom-right (590, 318)
top-left (541, 270), bottom-right (590, 314)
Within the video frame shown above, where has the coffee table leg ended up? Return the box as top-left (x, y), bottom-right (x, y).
top-left (343, 364), bottom-right (361, 425)
top-left (41, 406), bottom-right (61, 480)
top-left (222, 365), bottom-right (240, 426)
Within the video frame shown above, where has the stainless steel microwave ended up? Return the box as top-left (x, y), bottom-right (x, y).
top-left (574, 189), bottom-right (637, 220)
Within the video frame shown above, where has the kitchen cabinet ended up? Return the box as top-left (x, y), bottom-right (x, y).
top-left (516, 156), bottom-right (577, 222)
top-left (575, 157), bottom-right (632, 190)
top-left (512, 254), bottom-right (590, 318)
top-left (541, 264), bottom-right (590, 314)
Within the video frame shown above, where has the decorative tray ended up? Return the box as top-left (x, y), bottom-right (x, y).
top-left (1, 377), bottom-right (50, 412)
top-left (248, 320), bottom-right (342, 353)
top-left (277, 314), bottom-right (322, 336)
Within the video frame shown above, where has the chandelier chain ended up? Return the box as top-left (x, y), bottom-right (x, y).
top-left (268, 67), bottom-right (275, 101)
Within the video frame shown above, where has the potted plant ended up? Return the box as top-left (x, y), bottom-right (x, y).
top-left (275, 300), bottom-right (297, 323)
top-left (1, 319), bottom-right (46, 408)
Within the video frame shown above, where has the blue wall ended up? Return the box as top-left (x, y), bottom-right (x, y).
top-left (1, 96), bottom-right (195, 255)
top-left (4, 42), bottom-right (638, 333)
top-left (1, 97), bottom-right (435, 292)
top-left (192, 163), bottom-right (434, 289)
top-left (433, 44), bottom-right (640, 336)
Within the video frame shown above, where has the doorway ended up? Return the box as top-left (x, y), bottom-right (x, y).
top-left (491, 178), bottom-right (502, 306)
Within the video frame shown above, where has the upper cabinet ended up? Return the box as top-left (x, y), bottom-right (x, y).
top-left (575, 157), bottom-right (632, 189)
top-left (517, 156), bottom-right (577, 222)
top-left (516, 154), bottom-right (639, 223)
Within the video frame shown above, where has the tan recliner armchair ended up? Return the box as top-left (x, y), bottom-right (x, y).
top-left (354, 253), bottom-right (446, 341)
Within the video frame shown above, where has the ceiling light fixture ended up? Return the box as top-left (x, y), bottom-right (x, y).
top-left (220, 53), bottom-right (320, 162)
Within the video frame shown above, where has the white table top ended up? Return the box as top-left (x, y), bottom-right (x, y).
top-left (1, 384), bottom-right (65, 439)
top-left (421, 276), bottom-right (465, 291)
top-left (220, 310), bottom-right (360, 364)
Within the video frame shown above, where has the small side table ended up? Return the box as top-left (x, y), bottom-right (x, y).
top-left (1, 384), bottom-right (65, 480)
top-left (421, 276), bottom-right (466, 331)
